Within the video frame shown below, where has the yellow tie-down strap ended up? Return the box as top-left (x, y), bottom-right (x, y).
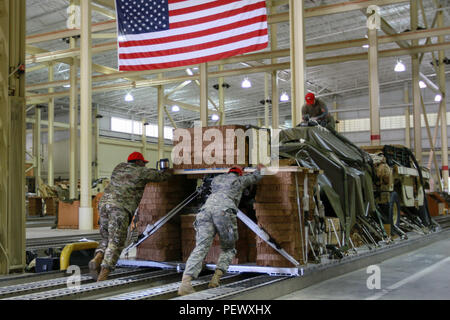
top-left (60, 241), bottom-right (99, 271)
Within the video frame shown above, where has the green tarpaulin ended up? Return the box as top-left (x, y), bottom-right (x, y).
top-left (277, 126), bottom-right (377, 243)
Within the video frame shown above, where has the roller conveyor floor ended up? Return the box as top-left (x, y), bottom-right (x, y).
top-left (2, 216), bottom-right (448, 300)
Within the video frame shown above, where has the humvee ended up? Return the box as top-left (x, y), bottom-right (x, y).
top-left (360, 144), bottom-right (431, 229)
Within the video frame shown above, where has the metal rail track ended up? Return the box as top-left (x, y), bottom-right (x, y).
top-left (26, 234), bottom-right (102, 251)
top-left (26, 217), bottom-right (56, 228)
top-left (0, 268), bottom-right (149, 299)
top-left (173, 275), bottom-right (289, 300)
top-left (433, 216), bottom-right (450, 229)
top-left (103, 273), bottom-right (249, 300)
top-left (4, 269), bottom-right (179, 300)
top-left (4, 217), bottom-right (447, 300)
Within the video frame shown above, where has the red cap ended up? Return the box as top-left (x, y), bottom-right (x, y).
top-left (128, 152), bottom-right (149, 163)
top-left (229, 166), bottom-right (243, 176)
top-left (305, 92), bottom-right (315, 105)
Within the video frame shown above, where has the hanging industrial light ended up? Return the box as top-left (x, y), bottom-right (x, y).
top-left (211, 114), bottom-right (220, 121)
top-left (419, 81), bottom-right (427, 89)
top-left (394, 59), bottom-right (406, 72)
top-left (280, 92), bottom-right (289, 102)
top-left (125, 92), bottom-right (134, 102)
top-left (172, 105), bottom-right (180, 112)
top-left (435, 94), bottom-right (442, 102)
top-left (241, 77), bottom-right (252, 88)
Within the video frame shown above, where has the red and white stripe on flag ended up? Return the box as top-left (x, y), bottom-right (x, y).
top-left (116, 0), bottom-right (269, 71)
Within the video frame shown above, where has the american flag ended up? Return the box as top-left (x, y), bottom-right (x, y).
top-left (115, 0), bottom-right (268, 71)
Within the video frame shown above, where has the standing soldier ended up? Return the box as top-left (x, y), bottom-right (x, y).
top-left (301, 93), bottom-right (335, 130)
top-left (178, 164), bottom-right (265, 296)
top-left (89, 152), bottom-right (172, 281)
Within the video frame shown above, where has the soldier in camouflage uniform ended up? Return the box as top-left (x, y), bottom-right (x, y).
top-left (178, 164), bottom-right (265, 296)
top-left (89, 152), bottom-right (172, 281)
top-left (301, 92), bottom-right (335, 130)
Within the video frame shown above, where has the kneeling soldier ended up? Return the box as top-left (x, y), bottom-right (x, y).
top-left (89, 152), bottom-right (172, 281)
top-left (178, 164), bottom-right (265, 296)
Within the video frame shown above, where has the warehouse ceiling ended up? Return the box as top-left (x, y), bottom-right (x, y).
top-left (25, 0), bottom-right (450, 128)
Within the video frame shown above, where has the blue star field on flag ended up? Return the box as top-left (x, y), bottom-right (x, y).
top-left (116, 0), bottom-right (170, 35)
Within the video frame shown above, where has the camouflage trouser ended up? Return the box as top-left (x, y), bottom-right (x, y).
top-left (95, 203), bottom-right (130, 271)
top-left (183, 207), bottom-right (238, 278)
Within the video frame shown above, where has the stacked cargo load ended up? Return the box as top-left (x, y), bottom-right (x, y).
top-left (28, 197), bottom-right (42, 216)
top-left (136, 176), bottom-right (196, 262)
top-left (253, 168), bottom-right (319, 267)
top-left (44, 197), bottom-right (58, 216)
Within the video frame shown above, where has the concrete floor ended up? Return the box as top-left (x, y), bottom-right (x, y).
top-left (277, 236), bottom-right (450, 300)
top-left (26, 227), bottom-right (100, 240)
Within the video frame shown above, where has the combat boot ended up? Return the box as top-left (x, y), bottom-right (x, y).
top-left (97, 267), bottom-right (110, 282)
top-left (208, 269), bottom-right (224, 288)
top-left (88, 252), bottom-right (104, 280)
top-left (178, 275), bottom-right (195, 296)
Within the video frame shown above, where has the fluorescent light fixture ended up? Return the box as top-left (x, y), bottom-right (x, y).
top-left (171, 105), bottom-right (180, 112)
top-left (362, 44), bottom-right (369, 48)
top-left (394, 59), bottom-right (406, 72)
top-left (125, 92), bottom-right (134, 102)
top-left (280, 92), bottom-right (289, 102)
top-left (419, 81), bottom-right (427, 89)
top-left (211, 114), bottom-right (220, 121)
top-left (435, 94), bottom-right (442, 102)
top-left (63, 84), bottom-right (71, 88)
top-left (241, 77), bottom-right (251, 88)
top-left (186, 68), bottom-right (193, 76)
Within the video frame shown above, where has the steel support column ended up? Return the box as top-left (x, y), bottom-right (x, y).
top-left (218, 65), bottom-right (225, 126)
top-left (47, 63), bottom-right (54, 186)
top-left (437, 8), bottom-right (448, 191)
top-left (158, 80), bottom-right (164, 161)
top-left (270, 5), bottom-right (279, 130)
top-left (34, 106), bottom-right (41, 194)
top-left (78, 0), bottom-right (93, 230)
top-left (404, 83), bottom-right (411, 148)
top-left (200, 63), bottom-right (208, 127)
top-left (69, 36), bottom-right (78, 199)
top-left (141, 118), bottom-right (147, 160)
top-left (94, 107), bottom-right (100, 180)
top-left (368, 26), bottom-right (381, 146)
top-left (264, 73), bottom-right (270, 127)
top-left (289, 0), bottom-right (306, 127)
top-left (0, 0), bottom-right (26, 274)
top-left (411, 0), bottom-right (422, 164)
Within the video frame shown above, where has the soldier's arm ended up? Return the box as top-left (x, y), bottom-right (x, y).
top-left (239, 168), bottom-right (263, 188)
top-left (316, 100), bottom-right (329, 120)
top-left (141, 167), bottom-right (173, 182)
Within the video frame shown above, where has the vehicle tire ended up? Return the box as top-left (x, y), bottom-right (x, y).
top-left (389, 192), bottom-right (401, 228)
top-left (379, 192), bottom-right (401, 230)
